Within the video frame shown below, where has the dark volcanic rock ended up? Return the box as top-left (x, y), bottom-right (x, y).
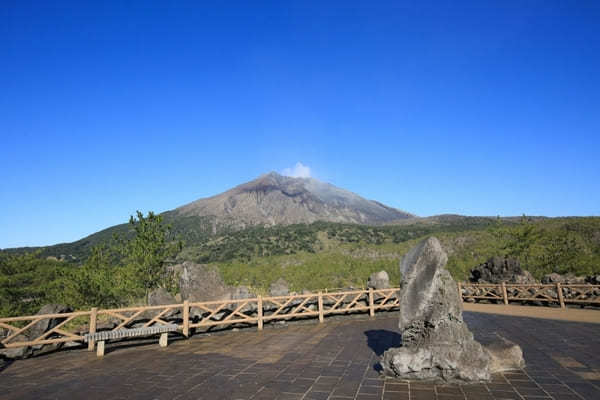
top-left (470, 257), bottom-right (537, 284)
top-left (0, 304), bottom-right (72, 360)
top-left (541, 272), bottom-right (587, 285)
top-left (381, 237), bottom-right (524, 382)
top-left (28, 304), bottom-right (72, 343)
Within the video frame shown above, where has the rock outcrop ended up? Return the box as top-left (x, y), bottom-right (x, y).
top-left (367, 270), bottom-right (390, 289)
top-left (269, 278), bottom-right (289, 297)
top-left (382, 237), bottom-right (524, 382)
top-left (469, 257), bottom-right (536, 284)
top-left (541, 272), bottom-right (586, 285)
top-left (0, 304), bottom-right (73, 360)
top-left (174, 261), bottom-right (231, 302)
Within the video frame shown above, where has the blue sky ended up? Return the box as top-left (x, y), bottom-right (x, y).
top-left (1, 1), bottom-right (599, 248)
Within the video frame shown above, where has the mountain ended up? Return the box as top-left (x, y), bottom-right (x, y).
top-left (2, 172), bottom-right (414, 260)
top-left (176, 172), bottom-right (414, 227)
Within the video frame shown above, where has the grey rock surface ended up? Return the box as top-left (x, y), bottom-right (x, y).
top-left (148, 287), bottom-right (178, 306)
top-left (28, 304), bottom-right (72, 343)
top-left (485, 336), bottom-right (526, 373)
top-left (175, 261), bottom-right (231, 302)
top-left (541, 272), bottom-right (565, 284)
top-left (230, 285), bottom-right (255, 300)
top-left (0, 304), bottom-right (71, 360)
top-left (0, 335), bottom-right (32, 359)
top-left (147, 287), bottom-right (179, 318)
top-left (382, 237), bottom-right (524, 382)
top-left (269, 278), bottom-right (290, 297)
top-left (367, 270), bottom-right (390, 289)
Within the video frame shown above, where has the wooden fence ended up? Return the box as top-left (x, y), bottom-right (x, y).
top-left (0, 288), bottom-right (400, 351)
top-left (2, 284), bottom-right (599, 353)
top-left (459, 282), bottom-right (600, 308)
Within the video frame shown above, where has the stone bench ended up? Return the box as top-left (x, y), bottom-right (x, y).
top-left (84, 324), bottom-right (179, 357)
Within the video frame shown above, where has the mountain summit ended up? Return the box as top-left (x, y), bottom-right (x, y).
top-left (176, 172), bottom-right (413, 227)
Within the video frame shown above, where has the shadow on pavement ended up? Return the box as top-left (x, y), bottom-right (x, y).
top-left (364, 329), bottom-right (402, 356)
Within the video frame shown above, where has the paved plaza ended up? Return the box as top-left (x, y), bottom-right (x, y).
top-left (1, 311), bottom-right (599, 400)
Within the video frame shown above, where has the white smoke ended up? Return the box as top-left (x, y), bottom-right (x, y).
top-left (282, 162), bottom-right (311, 178)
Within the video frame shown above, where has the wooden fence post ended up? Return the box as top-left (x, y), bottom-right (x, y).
top-left (257, 296), bottom-right (263, 331)
top-left (318, 292), bottom-right (324, 323)
top-left (183, 300), bottom-right (189, 337)
top-left (368, 288), bottom-right (375, 317)
top-left (88, 307), bottom-right (97, 351)
top-left (457, 282), bottom-right (462, 302)
top-left (556, 282), bottom-right (565, 308)
top-left (501, 282), bottom-right (509, 305)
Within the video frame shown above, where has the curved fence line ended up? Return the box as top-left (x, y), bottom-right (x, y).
top-left (0, 288), bottom-right (400, 351)
top-left (459, 282), bottom-right (600, 307)
top-left (2, 284), bottom-right (599, 353)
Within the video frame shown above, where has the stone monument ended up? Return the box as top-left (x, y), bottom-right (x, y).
top-left (381, 237), bottom-right (524, 382)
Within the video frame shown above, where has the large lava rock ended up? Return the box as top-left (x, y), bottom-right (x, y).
top-left (269, 278), bottom-right (289, 297)
top-left (147, 287), bottom-right (179, 318)
top-left (381, 237), bottom-right (524, 382)
top-left (0, 304), bottom-right (72, 360)
top-left (174, 261), bottom-right (231, 302)
top-left (367, 270), bottom-right (390, 289)
top-left (469, 257), bottom-right (536, 284)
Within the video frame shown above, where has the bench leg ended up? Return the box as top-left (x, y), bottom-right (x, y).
top-left (97, 340), bottom-right (105, 357)
top-left (159, 333), bottom-right (168, 348)
top-left (88, 339), bottom-right (95, 351)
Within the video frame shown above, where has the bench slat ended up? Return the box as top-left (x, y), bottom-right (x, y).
top-left (84, 324), bottom-right (178, 342)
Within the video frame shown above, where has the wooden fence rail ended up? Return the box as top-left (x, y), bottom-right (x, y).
top-left (1, 284), bottom-right (599, 353)
top-left (0, 288), bottom-right (400, 351)
top-left (459, 283), bottom-right (600, 308)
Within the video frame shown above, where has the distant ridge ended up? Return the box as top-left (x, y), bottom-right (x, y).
top-left (176, 172), bottom-right (414, 227)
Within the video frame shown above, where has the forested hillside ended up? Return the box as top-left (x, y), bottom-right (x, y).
top-left (2, 215), bottom-right (599, 318)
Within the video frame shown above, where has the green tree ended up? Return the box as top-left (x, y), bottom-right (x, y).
top-left (116, 211), bottom-right (183, 301)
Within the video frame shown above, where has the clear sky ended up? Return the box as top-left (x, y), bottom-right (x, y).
top-left (1, 1), bottom-right (599, 248)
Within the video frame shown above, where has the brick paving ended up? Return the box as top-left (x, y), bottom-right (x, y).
top-left (1, 312), bottom-right (599, 400)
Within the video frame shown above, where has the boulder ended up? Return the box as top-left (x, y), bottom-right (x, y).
top-left (269, 278), bottom-right (289, 297)
top-left (541, 273), bottom-right (565, 284)
top-left (469, 257), bottom-right (537, 284)
top-left (381, 237), bottom-right (524, 382)
top-left (485, 336), bottom-right (525, 373)
top-left (230, 285), bottom-right (255, 300)
top-left (0, 335), bottom-right (32, 359)
top-left (147, 287), bottom-right (179, 318)
top-left (28, 304), bottom-right (72, 343)
top-left (0, 304), bottom-right (72, 360)
top-left (148, 287), bottom-right (178, 306)
top-left (587, 275), bottom-right (600, 285)
top-left (542, 273), bottom-right (588, 285)
top-left (174, 261), bottom-right (230, 302)
top-left (367, 270), bottom-right (390, 290)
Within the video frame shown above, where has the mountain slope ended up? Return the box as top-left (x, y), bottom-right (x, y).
top-left (2, 173), bottom-right (414, 260)
top-left (176, 172), bottom-right (414, 227)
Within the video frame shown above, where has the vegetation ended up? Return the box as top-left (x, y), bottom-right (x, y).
top-left (2, 215), bottom-right (599, 318)
top-left (115, 211), bottom-right (182, 297)
top-left (0, 211), bottom-right (182, 317)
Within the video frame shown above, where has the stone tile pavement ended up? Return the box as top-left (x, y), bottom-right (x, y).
top-left (1, 312), bottom-right (599, 400)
